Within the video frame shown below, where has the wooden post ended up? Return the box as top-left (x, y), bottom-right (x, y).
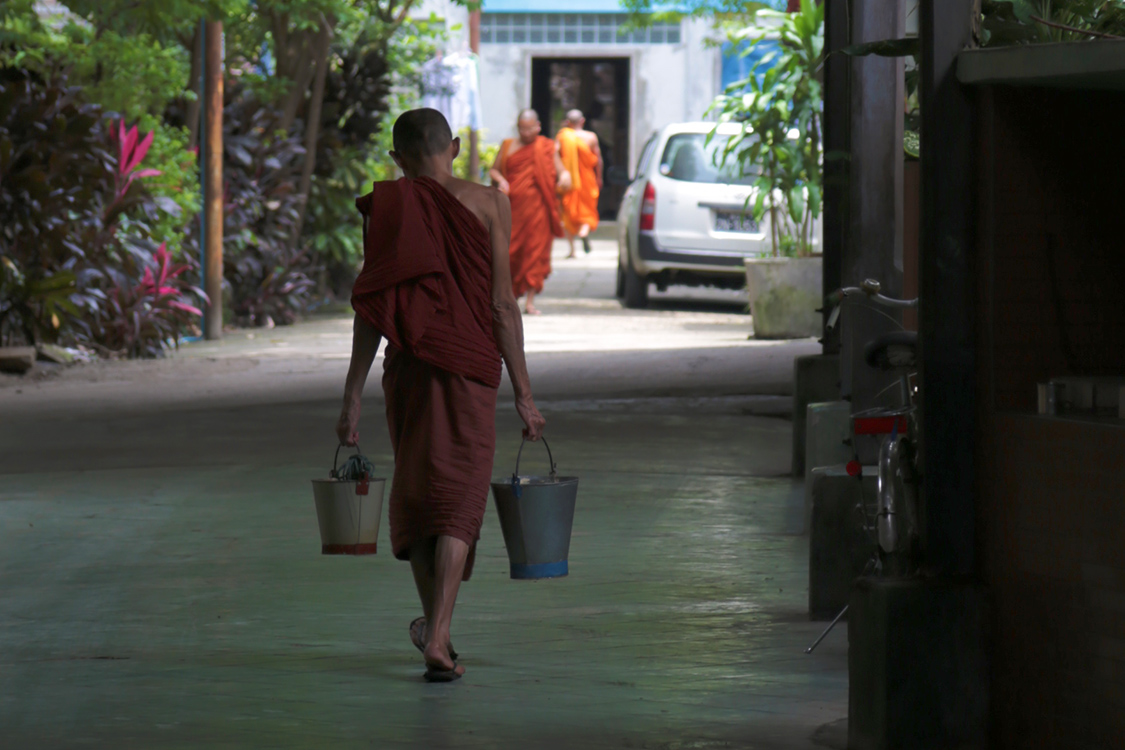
top-left (919, 0), bottom-right (977, 577)
top-left (468, 10), bottom-right (481, 182)
top-left (820, 0), bottom-right (849, 353)
top-left (203, 20), bottom-right (224, 340)
top-left (839, 0), bottom-right (905, 434)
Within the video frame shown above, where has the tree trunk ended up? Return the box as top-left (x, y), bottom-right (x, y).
top-left (291, 15), bottom-right (334, 247)
top-left (277, 32), bottom-right (317, 133)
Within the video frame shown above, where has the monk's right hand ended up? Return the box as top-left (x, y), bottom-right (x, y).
top-left (495, 178), bottom-right (510, 196)
top-left (516, 395), bottom-right (546, 442)
top-left (336, 402), bottom-right (360, 447)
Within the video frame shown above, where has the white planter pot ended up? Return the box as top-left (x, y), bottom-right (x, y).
top-left (744, 256), bottom-right (823, 340)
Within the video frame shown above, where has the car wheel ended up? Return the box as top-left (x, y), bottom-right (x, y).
top-left (615, 260), bottom-right (626, 298)
top-left (622, 259), bottom-right (649, 309)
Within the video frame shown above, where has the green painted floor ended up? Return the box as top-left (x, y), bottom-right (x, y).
top-left (0, 401), bottom-right (847, 749)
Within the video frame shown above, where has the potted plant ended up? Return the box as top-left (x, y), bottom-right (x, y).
top-left (709, 0), bottom-right (824, 339)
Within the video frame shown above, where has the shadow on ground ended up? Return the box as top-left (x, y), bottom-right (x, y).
top-left (0, 398), bottom-right (847, 749)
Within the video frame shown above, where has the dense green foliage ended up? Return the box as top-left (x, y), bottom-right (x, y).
top-left (709, 0), bottom-right (823, 258)
top-left (982, 0), bottom-right (1125, 44)
top-left (0, 66), bottom-right (201, 355)
top-left (1, 0), bottom-right (478, 354)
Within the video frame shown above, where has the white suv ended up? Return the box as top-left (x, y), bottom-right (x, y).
top-left (615, 122), bottom-right (770, 308)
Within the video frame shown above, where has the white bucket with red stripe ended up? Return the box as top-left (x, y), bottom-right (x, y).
top-left (311, 446), bottom-right (385, 555)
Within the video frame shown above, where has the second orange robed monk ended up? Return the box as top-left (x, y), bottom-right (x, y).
top-left (556, 108), bottom-right (603, 258)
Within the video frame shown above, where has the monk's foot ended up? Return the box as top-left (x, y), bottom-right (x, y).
top-left (410, 617), bottom-right (459, 661)
top-left (524, 304), bottom-right (542, 316)
top-left (423, 641), bottom-right (465, 681)
top-left (582, 236), bottom-right (592, 255)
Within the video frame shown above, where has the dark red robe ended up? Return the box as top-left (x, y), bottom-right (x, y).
top-left (353, 177), bottom-right (501, 576)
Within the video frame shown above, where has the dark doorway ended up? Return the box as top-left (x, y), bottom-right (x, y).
top-left (530, 57), bottom-right (630, 219)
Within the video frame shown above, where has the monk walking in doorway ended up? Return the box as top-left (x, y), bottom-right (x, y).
top-left (338, 108), bottom-right (546, 683)
top-left (557, 109), bottom-right (603, 258)
top-left (489, 109), bottom-right (570, 315)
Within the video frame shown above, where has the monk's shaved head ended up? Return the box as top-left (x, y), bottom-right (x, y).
top-left (566, 109), bottom-right (584, 124)
top-left (518, 108), bottom-right (540, 124)
top-left (392, 108), bottom-right (453, 160)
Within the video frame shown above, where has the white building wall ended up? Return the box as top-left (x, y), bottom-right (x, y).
top-left (413, 4), bottom-right (722, 173)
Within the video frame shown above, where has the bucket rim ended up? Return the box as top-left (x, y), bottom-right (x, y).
top-left (491, 475), bottom-right (579, 486)
top-left (311, 476), bottom-right (387, 484)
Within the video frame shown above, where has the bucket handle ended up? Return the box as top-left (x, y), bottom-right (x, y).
top-left (510, 437), bottom-right (557, 498)
top-left (332, 443), bottom-right (363, 478)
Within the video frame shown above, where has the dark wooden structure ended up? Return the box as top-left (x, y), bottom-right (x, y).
top-left (960, 39), bottom-right (1125, 749)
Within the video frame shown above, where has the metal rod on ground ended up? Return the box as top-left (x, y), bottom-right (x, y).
top-left (203, 20), bottom-right (224, 340)
top-left (805, 605), bottom-right (848, 654)
top-left (468, 10), bottom-right (481, 182)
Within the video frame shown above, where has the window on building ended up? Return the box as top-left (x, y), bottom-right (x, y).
top-left (480, 13), bottom-right (682, 45)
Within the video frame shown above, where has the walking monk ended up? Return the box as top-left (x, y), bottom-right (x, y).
top-left (337, 108), bottom-right (546, 683)
top-left (556, 109), bottom-right (603, 258)
top-left (489, 109), bottom-right (570, 315)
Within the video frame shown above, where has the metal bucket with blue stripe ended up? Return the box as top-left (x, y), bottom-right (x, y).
top-left (490, 438), bottom-right (578, 579)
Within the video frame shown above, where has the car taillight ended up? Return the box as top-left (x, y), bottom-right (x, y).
top-left (639, 181), bottom-right (656, 231)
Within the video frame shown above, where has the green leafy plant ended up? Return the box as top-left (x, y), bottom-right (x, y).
top-left (0, 65), bottom-right (200, 353)
top-left (981, 0), bottom-right (1125, 45)
top-left (212, 90), bottom-right (317, 327)
top-left (453, 128), bottom-right (500, 183)
top-left (708, 0), bottom-right (823, 258)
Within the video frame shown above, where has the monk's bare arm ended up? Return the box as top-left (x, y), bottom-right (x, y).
top-left (592, 137), bottom-right (604, 187)
top-left (487, 190), bottom-right (545, 440)
top-left (553, 142), bottom-right (572, 192)
top-left (336, 315), bottom-right (382, 446)
top-left (488, 154), bottom-right (509, 195)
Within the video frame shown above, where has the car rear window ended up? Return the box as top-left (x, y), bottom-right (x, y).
top-left (659, 133), bottom-right (758, 185)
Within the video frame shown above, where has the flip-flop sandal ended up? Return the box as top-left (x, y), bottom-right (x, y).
top-left (409, 617), bottom-right (459, 661)
top-left (423, 662), bottom-right (462, 683)
top-left (582, 236), bottom-right (592, 254)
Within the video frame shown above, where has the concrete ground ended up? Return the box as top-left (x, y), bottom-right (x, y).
top-left (0, 238), bottom-right (845, 748)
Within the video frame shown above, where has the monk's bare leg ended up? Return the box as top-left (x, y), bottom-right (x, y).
top-left (566, 234), bottom-right (577, 259)
top-left (409, 537), bottom-right (437, 622)
top-left (525, 290), bottom-right (541, 316)
top-left (423, 535), bottom-right (469, 676)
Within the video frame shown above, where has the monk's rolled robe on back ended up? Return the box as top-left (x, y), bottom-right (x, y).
top-left (557, 127), bottom-right (600, 235)
top-left (352, 177), bottom-right (501, 579)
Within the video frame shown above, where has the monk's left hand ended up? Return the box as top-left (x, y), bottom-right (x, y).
top-left (516, 396), bottom-right (546, 442)
top-left (336, 402), bottom-right (360, 447)
top-left (557, 170), bottom-right (572, 193)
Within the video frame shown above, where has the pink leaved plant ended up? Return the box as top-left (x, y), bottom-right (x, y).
top-left (103, 242), bottom-right (206, 357)
top-left (114, 120), bottom-right (162, 201)
top-left (135, 243), bottom-right (203, 317)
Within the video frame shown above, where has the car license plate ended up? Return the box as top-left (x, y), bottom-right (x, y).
top-left (714, 210), bottom-right (759, 233)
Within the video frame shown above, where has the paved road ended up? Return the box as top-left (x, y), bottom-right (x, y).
top-left (0, 236), bottom-right (845, 749)
top-left (0, 238), bottom-right (817, 418)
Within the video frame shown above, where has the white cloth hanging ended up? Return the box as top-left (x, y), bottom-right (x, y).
top-left (420, 52), bottom-right (481, 133)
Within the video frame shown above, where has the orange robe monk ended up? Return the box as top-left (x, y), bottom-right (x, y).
top-left (352, 177), bottom-right (502, 578)
top-left (557, 125), bottom-right (601, 236)
top-left (495, 135), bottom-right (563, 304)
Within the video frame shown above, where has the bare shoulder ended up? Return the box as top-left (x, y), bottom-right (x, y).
top-left (438, 176), bottom-right (497, 226)
top-left (579, 129), bottom-right (600, 148)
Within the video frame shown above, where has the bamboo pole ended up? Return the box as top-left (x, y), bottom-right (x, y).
top-left (203, 20), bottom-right (224, 340)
